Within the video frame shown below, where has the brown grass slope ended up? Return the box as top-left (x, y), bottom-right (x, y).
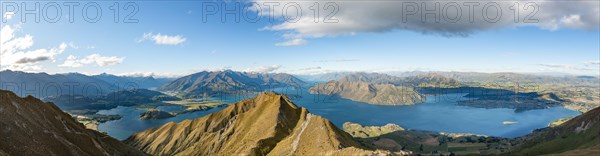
top-left (125, 92), bottom-right (409, 155)
top-left (0, 90), bottom-right (145, 156)
top-left (513, 106), bottom-right (600, 155)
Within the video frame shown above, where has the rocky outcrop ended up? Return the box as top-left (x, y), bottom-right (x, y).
top-left (0, 90), bottom-right (145, 156)
top-left (125, 92), bottom-right (410, 155)
top-left (309, 81), bottom-right (426, 105)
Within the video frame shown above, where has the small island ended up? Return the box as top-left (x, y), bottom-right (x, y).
top-left (140, 109), bottom-right (175, 120)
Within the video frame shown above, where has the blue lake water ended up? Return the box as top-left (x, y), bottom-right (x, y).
top-left (98, 87), bottom-right (580, 140)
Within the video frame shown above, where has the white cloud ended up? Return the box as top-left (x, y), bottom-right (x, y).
top-left (118, 66), bottom-right (236, 78)
top-left (139, 33), bottom-right (187, 45)
top-left (59, 54), bottom-right (124, 68)
top-left (3, 12), bottom-right (14, 20)
top-left (243, 65), bottom-right (282, 73)
top-left (585, 60), bottom-right (600, 66)
top-left (297, 66), bottom-right (322, 71)
top-left (1, 25), bottom-right (67, 71)
top-left (59, 55), bottom-right (84, 67)
top-left (251, 0), bottom-right (600, 45)
top-left (68, 42), bottom-right (79, 49)
top-left (538, 63), bottom-right (592, 71)
top-left (560, 14), bottom-right (586, 28)
top-left (117, 71), bottom-right (185, 78)
top-left (275, 38), bottom-right (307, 46)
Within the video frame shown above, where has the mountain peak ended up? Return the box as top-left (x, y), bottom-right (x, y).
top-left (125, 92), bottom-right (404, 155)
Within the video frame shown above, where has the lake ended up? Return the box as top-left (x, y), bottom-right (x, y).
top-left (98, 87), bottom-right (580, 140)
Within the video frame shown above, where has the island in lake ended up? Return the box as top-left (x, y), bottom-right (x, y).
top-left (309, 80), bottom-right (426, 105)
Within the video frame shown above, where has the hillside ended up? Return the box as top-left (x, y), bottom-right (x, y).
top-left (513, 106), bottom-right (600, 155)
top-left (343, 122), bottom-right (511, 155)
top-left (309, 80), bottom-right (426, 105)
top-left (125, 92), bottom-right (409, 155)
top-left (158, 70), bottom-right (305, 98)
top-left (0, 90), bottom-right (145, 156)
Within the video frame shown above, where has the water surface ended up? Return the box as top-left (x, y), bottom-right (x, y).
top-left (98, 87), bottom-right (580, 140)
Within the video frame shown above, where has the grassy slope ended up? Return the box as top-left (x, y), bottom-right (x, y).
top-left (513, 106), bottom-right (600, 155)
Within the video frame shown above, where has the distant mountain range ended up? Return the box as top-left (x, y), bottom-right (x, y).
top-left (301, 71), bottom-right (598, 85)
top-left (158, 70), bottom-right (306, 98)
top-left (0, 90), bottom-right (145, 155)
top-left (309, 72), bottom-right (460, 105)
top-left (0, 70), bottom-right (171, 98)
top-left (333, 72), bottom-right (460, 87)
top-left (44, 89), bottom-right (179, 114)
top-left (390, 71), bottom-right (599, 86)
top-left (295, 72), bottom-right (353, 82)
top-left (125, 92), bottom-right (409, 155)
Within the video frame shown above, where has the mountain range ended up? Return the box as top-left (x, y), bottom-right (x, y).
top-left (158, 70), bottom-right (306, 98)
top-left (0, 70), bottom-right (171, 98)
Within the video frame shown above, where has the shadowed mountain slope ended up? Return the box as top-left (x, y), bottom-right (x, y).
top-left (0, 90), bottom-right (145, 156)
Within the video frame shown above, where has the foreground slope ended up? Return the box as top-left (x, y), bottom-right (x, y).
top-left (513, 106), bottom-right (600, 155)
top-left (125, 92), bottom-right (408, 155)
top-left (0, 90), bottom-right (145, 156)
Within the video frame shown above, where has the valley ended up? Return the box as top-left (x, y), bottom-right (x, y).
top-left (0, 70), bottom-right (598, 155)
top-left (2, 1), bottom-right (598, 155)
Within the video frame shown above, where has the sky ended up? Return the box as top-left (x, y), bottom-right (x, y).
top-left (1, 0), bottom-right (599, 77)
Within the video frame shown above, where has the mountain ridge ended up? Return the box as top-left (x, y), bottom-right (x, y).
top-left (158, 70), bottom-right (305, 98)
top-left (0, 90), bottom-right (145, 156)
top-left (125, 92), bottom-right (410, 155)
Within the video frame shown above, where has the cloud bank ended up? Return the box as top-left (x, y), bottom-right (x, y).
top-left (243, 65), bottom-right (282, 73)
top-left (59, 54), bottom-right (124, 68)
top-left (1, 25), bottom-right (67, 71)
top-left (250, 0), bottom-right (600, 45)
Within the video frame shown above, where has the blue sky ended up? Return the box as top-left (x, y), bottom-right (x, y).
top-left (1, 0), bottom-right (599, 77)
